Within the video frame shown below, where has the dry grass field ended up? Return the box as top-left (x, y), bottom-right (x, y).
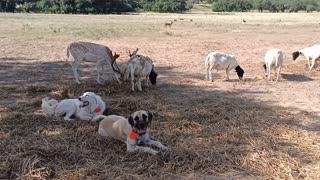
top-left (1, 12), bottom-right (320, 179)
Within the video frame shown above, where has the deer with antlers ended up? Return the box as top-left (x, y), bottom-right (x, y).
top-left (66, 41), bottom-right (124, 85)
top-left (164, 21), bottom-right (174, 28)
top-left (124, 48), bottom-right (158, 91)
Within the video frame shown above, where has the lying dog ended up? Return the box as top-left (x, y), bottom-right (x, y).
top-left (92, 110), bottom-right (168, 155)
top-left (41, 92), bottom-right (106, 121)
top-left (80, 92), bottom-right (107, 116)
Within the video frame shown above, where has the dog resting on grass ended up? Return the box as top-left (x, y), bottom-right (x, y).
top-left (41, 92), bottom-right (106, 121)
top-left (92, 110), bottom-right (168, 155)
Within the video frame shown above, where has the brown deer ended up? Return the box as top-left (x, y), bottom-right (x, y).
top-left (164, 21), bottom-right (174, 28)
top-left (66, 41), bottom-right (123, 85)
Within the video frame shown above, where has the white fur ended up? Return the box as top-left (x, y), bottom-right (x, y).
top-left (296, 45), bottom-right (320, 71)
top-left (264, 48), bottom-right (284, 81)
top-left (205, 52), bottom-right (239, 81)
top-left (41, 92), bottom-right (106, 121)
top-left (81, 92), bottom-right (106, 117)
top-left (66, 41), bottom-right (121, 84)
top-left (125, 55), bottom-right (153, 91)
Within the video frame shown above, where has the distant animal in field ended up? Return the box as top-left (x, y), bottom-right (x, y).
top-left (205, 52), bottom-right (244, 81)
top-left (66, 41), bottom-right (123, 85)
top-left (292, 45), bottom-right (320, 71)
top-left (165, 21), bottom-right (174, 28)
top-left (263, 48), bottom-right (284, 81)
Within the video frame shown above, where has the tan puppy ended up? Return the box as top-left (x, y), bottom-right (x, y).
top-left (92, 110), bottom-right (168, 155)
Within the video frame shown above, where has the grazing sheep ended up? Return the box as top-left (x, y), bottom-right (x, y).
top-left (125, 54), bottom-right (157, 91)
top-left (292, 45), bottom-right (320, 71)
top-left (263, 48), bottom-right (284, 81)
top-left (205, 52), bottom-right (244, 81)
top-left (66, 41), bottom-right (122, 84)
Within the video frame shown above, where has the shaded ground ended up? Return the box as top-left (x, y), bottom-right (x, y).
top-left (0, 13), bottom-right (320, 179)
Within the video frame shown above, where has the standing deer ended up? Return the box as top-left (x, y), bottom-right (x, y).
top-left (164, 21), bottom-right (174, 28)
top-left (66, 41), bottom-right (123, 85)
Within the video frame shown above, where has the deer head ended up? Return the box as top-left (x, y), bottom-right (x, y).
top-left (128, 48), bottom-right (139, 57)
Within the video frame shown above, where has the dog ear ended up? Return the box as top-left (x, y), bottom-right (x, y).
top-left (148, 111), bottom-right (153, 123)
top-left (128, 115), bottom-right (134, 127)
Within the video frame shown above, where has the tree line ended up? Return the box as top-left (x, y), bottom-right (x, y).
top-left (208, 0), bottom-right (320, 12)
top-left (0, 0), bottom-right (188, 13)
top-left (1, 0), bottom-right (319, 13)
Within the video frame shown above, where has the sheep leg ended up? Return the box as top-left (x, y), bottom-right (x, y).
top-left (309, 58), bottom-right (316, 71)
top-left (225, 69), bottom-right (230, 81)
top-left (276, 66), bottom-right (281, 81)
top-left (137, 77), bottom-right (144, 91)
top-left (209, 65), bottom-right (214, 82)
top-left (131, 70), bottom-right (135, 91)
top-left (267, 64), bottom-right (271, 80)
top-left (72, 59), bottom-right (82, 84)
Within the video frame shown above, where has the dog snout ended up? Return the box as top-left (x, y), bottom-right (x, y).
top-left (78, 97), bottom-right (82, 101)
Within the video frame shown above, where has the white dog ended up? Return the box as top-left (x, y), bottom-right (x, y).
top-left (41, 92), bottom-right (106, 121)
top-left (92, 110), bottom-right (168, 155)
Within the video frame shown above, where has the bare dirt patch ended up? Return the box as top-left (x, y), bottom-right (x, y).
top-left (0, 13), bottom-right (320, 179)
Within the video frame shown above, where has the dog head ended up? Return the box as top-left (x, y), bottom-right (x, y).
top-left (41, 97), bottom-right (58, 117)
top-left (78, 93), bottom-right (98, 112)
top-left (292, 51), bottom-right (301, 61)
top-left (128, 110), bottom-right (153, 135)
top-left (149, 67), bottom-right (158, 85)
top-left (235, 65), bottom-right (244, 80)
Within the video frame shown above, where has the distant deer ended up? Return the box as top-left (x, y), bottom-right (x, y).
top-left (165, 21), bottom-right (174, 28)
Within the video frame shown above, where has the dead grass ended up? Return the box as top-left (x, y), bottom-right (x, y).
top-left (0, 12), bottom-right (320, 179)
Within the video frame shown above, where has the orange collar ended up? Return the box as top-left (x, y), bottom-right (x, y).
top-left (95, 107), bottom-right (101, 113)
top-left (129, 129), bottom-right (138, 140)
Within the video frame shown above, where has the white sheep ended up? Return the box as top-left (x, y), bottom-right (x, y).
top-left (205, 52), bottom-right (244, 81)
top-left (292, 45), bottom-right (320, 71)
top-left (263, 48), bottom-right (284, 81)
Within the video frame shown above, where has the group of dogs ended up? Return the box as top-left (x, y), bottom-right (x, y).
top-left (41, 42), bottom-right (320, 155)
top-left (41, 92), bottom-right (167, 155)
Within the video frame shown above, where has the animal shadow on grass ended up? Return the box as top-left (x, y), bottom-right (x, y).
top-left (281, 73), bottom-right (313, 82)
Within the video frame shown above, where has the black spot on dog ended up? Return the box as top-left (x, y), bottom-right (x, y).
top-left (70, 114), bottom-right (76, 119)
top-left (292, 51), bottom-right (301, 61)
top-left (235, 65), bottom-right (244, 80)
top-left (149, 68), bottom-right (158, 85)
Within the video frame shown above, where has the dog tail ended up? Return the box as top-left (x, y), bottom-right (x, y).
top-left (91, 115), bottom-right (107, 122)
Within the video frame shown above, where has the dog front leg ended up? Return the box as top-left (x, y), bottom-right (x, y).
top-left (145, 139), bottom-right (168, 150)
top-left (127, 145), bottom-right (158, 155)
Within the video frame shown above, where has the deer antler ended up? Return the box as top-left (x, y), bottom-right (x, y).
top-left (111, 51), bottom-right (123, 77)
top-left (128, 48), bottom-right (139, 57)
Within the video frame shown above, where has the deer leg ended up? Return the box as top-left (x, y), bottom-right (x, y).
top-left (72, 59), bottom-right (82, 84)
top-left (96, 61), bottom-right (103, 84)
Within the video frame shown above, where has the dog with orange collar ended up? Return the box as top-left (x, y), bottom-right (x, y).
top-left (92, 110), bottom-right (168, 155)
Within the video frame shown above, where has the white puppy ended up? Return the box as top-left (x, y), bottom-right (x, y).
top-left (41, 92), bottom-right (106, 121)
top-left (80, 92), bottom-right (107, 117)
top-left (92, 110), bottom-right (168, 155)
